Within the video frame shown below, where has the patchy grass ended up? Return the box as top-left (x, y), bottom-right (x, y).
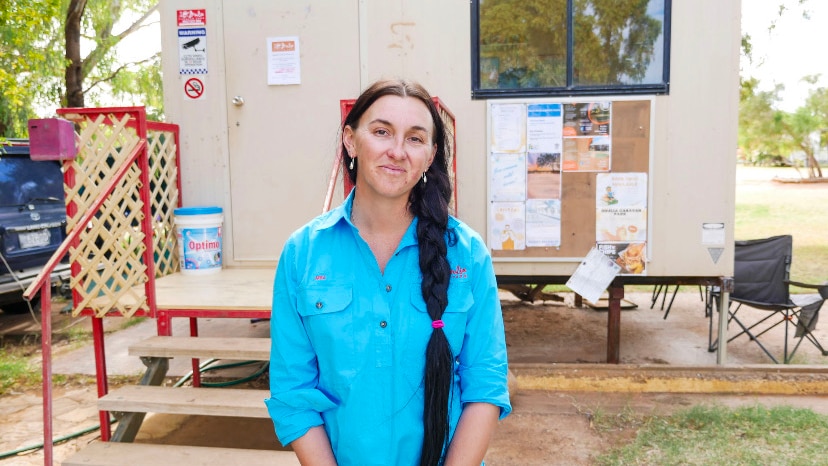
top-left (0, 347), bottom-right (39, 395)
top-left (734, 168), bottom-right (828, 287)
top-left (596, 404), bottom-right (828, 466)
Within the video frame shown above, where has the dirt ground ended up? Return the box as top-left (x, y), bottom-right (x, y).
top-left (3, 290), bottom-right (828, 465)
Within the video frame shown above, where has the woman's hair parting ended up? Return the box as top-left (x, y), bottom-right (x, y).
top-left (341, 79), bottom-right (454, 466)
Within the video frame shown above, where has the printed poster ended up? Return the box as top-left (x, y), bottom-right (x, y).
top-left (527, 152), bottom-right (561, 200)
top-left (597, 242), bottom-right (647, 275)
top-left (595, 172), bottom-right (648, 274)
top-left (526, 103), bottom-right (563, 153)
top-left (490, 202), bottom-right (525, 251)
top-left (561, 102), bottom-right (611, 172)
top-left (267, 36), bottom-right (301, 85)
top-left (490, 153), bottom-right (526, 202)
top-left (526, 199), bottom-right (561, 247)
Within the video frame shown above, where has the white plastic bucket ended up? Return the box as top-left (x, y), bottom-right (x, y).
top-left (174, 206), bottom-right (223, 275)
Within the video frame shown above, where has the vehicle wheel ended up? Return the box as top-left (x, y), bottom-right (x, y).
top-left (2, 296), bottom-right (41, 315)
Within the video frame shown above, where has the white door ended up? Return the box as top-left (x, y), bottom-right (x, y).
top-left (223, 1), bottom-right (361, 263)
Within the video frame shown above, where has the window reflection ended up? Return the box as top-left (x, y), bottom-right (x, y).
top-left (476, 0), bottom-right (668, 95)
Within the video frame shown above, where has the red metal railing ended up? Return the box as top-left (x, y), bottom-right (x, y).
top-left (21, 106), bottom-right (179, 465)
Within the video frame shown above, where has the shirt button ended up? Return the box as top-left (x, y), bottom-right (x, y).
top-left (380, 321), bottom-right (387, 328)
top-left (316, 301), bottom-right (323, 309)
top-left (385, 284), bottom-right (392, 292)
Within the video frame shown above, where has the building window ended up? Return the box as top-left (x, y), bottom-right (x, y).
top-left (472, 0), bottom-right (671, 99)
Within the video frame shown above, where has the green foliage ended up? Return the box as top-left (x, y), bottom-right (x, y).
top-left (596, 404), bottom-right (828, 466)
top-left (0, 0), bottom-right (162, 136)
top-left (0, 0), bottom-right (64, 136)
top-left (739, 0), bottom-right (826, 178)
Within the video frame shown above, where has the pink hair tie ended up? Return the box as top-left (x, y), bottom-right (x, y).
top-left (431, 320), bottom-right (444, 329)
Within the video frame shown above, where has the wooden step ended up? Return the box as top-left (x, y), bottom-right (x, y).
top-left (99, 385), bottom-right (269, 418)
top-left (129, 336), bottom-right (270, 361)
top-left (63, 441), bottom-right (299, 466)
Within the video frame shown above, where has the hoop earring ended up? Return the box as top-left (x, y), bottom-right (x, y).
top-left (349, 157), bottom-right (355, 170)
top-left (422, 172), bottom-right (427, 184)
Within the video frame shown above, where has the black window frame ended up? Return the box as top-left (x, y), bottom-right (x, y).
top-left (471, 0), bottom-right (672, 99)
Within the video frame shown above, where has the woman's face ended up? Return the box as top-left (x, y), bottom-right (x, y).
top-left (344, 95), bottom-right (437, 203)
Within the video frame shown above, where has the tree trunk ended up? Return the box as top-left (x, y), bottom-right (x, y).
top-left (805, 152), bottom-right (824, 178)
top-left (65, 0), bottom-right (87, 108)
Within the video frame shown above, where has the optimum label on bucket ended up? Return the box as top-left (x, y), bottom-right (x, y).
top-left (174, 206), bottom-right (223, 274)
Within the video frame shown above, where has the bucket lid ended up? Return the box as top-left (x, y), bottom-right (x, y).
top-left (174, 206), bottom-right (223, 215)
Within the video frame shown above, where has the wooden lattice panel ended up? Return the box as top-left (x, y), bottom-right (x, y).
top-left (147, 127), bottom-right (180, 276)
top-left (55, 109), bottom-right (178, 318)
top-left (61, 111), bottom-right (149, 317)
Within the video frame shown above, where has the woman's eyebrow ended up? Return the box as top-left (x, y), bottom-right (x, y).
top-left (367, 118), bottom-right (430, 133)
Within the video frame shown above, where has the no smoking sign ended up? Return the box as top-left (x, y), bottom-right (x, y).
top-left (184, 77), bottom-right (205, 100)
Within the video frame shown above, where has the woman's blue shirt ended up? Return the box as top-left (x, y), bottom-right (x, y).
top-left (265, 191), bottom-right (511, 465)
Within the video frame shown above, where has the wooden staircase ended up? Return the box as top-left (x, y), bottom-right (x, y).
top-left (62, 336), bottom-right (299, 466)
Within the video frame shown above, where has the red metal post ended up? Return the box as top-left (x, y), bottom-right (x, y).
top-left (92, 316), bottom-right (111, 440)
top-left (190, 317), bottom-right (201, 387)
top-left (40, 283), bottom-right (53, 466)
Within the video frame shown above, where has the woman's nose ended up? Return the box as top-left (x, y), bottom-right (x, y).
top-left (386, 137), bottom-right (406, 159)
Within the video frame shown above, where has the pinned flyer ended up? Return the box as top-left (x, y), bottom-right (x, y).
top-left (267, 36), bottom-right (301, 85)
top-left (566, 247), bottom-right (621, 303)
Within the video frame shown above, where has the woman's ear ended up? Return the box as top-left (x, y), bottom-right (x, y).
top-left (343, 126), bottom-right (356, 156)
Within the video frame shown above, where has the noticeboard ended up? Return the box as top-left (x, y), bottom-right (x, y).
top-left (488, 99), bottom-right (651, 275)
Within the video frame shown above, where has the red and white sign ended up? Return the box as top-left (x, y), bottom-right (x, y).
top-left (177, 9), bottom-right (206, 27)
top-left (184, 77), bottom-right (205, 100)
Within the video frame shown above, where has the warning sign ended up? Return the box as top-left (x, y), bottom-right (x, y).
top-left (177, 9), bottom-right (206, 27)
top-left (184, 77), bottom-right (205, 100)
top-left (179, 28), bottom-right (208, 75)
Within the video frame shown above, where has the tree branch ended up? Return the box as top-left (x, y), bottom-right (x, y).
top-left (82, 53), bottom-right (159, 94)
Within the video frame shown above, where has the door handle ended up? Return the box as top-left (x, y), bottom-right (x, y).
top-left (232, 96), bottom-right (245, 106)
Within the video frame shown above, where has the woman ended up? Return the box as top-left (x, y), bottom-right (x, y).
top-left (265, 79), bottom-right (511, 465)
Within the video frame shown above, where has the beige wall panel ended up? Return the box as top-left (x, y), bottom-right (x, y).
top-left (161, 0), bottom-right (740, 278)
top-left (159, 1), bottom-right (231, 226)
top-left (222, 1), bottom-right (360, 263)
top-left (647, 0), bottom-right (740, 277)
top-left (163, 0), bottom-right (361, 266)
top-left (356, 1), bottom-right (489, 236)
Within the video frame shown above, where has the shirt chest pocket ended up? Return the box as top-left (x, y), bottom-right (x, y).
top-left (410, 283), bottom-right (473, 352)
top-left (298, 285), bottom-right (356, 372)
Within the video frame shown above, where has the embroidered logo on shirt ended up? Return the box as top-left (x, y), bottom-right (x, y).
top-left (451, 265), bottom-right (467, 279)
top-left (315, 274), bottom-right (326, 281)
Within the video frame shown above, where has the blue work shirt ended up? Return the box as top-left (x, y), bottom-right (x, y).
top-left (265, 190), bottom-right (511, 465)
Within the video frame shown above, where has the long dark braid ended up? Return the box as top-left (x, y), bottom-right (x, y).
top-left (341, 80), bottom-right (454, 466)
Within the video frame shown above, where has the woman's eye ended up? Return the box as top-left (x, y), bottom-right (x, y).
top-left (374, 128), bottom-right (389, 136)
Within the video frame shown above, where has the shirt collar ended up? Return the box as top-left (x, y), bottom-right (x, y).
top-left (317, 188), bottom-right (419, 249)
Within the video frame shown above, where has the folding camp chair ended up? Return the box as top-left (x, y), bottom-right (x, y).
top-left (708, 235), bottom-right (828, 363)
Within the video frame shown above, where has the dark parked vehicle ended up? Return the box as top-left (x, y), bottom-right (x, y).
top-left (0, 139), bottom-right (70, 314)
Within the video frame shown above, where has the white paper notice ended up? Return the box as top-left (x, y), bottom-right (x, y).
top-left (490, 103), bottom-right (526, 153)
top-left (267, 36), bottom-right (301, 85)
top-left (526, 199), bottom-right (561, 247)
top-left (491, 153), bottom-right (527, 202)
top-left (566, 247), bottom-right (622, 303)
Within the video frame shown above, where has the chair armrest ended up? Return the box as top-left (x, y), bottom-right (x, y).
top-left (786, 280), bottom-right (828, 298)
